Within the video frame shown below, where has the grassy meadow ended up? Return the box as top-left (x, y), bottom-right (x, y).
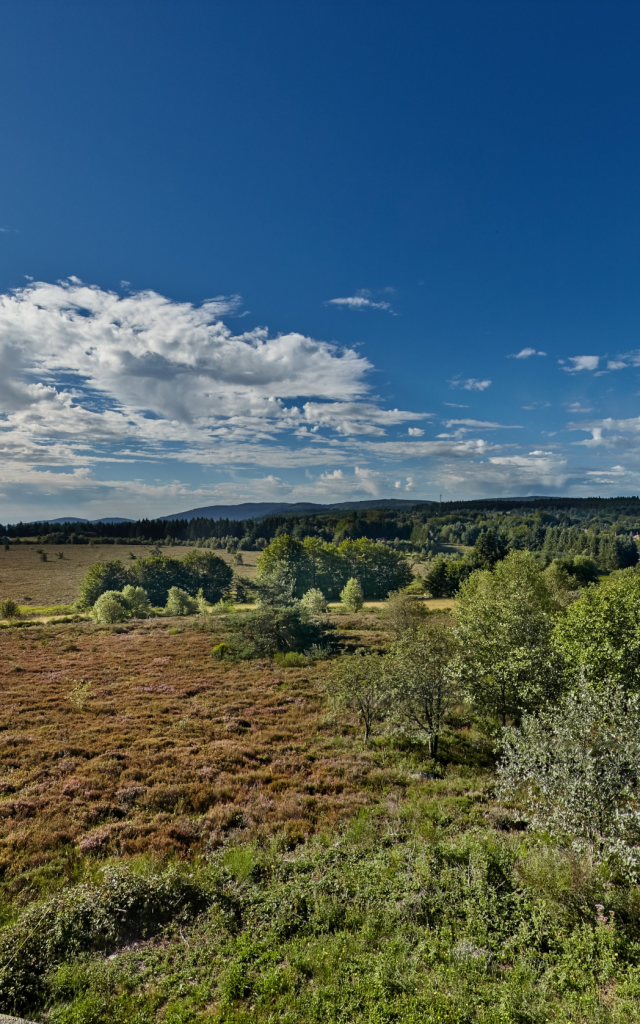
top-left (0, 552), bottom-right (637, 1022)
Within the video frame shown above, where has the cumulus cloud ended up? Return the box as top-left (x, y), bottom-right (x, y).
top-left (407, 427), bottom-right (424, 436)
top-left (509, 348), bottom-right (546, 359)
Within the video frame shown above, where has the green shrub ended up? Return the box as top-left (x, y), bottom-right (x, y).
top-left (216, 606), bottom-right (327, 661)
top-left (121, 584), bottom-right (151, 618)
top-left (340, 577), bottom-right (363, 612)
top-left (92, 591), bottom-right (129, 624)
top-left (0, 598), bottom-right (20, 619)
top-left (274, 651), bottom-right (308, 667)
top-left (78, 560), bottom-right (132, 608)
top-left (164, 587), bottom-right (198, 616)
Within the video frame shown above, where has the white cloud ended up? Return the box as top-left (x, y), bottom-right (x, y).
top-left (562, 355), bottom-right (600, 372)
top-left (326, 289), bottom-right (392, 312)
top-left (407, 427), bottom-right (424, 436)
top-left (443, 419), bottom-right (522, 430)
top-left (450, 378), bottom-right (492, 391)
top-left (509, 348), bottom-right (546, 359)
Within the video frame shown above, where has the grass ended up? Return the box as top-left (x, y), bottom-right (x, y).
top-left (0, 545), bottom-right (259, 607)
top-left (0, 609), bottom-right (634, 1022)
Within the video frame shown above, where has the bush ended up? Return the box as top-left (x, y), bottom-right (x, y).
top-left (92, 591), bottom-right (129, 624)
top-left (180, 549), bottom-right (233, 603)
top-left (165, 587), bottom-right (198, 616)
top-left (216, 606), bottom-right (327, 661)
top-left (323, 650), bottom-right (393, 741)
top-left (0, 598), bottom-right (19, 619)
top-left (300, 588), bottom-right (327, 615)
top-left (497, 683), bottom-right (640, 873)
top-left (274, 651), bottom-right (308, 667)
top-left (121, 584), bottom-right (151, 618)
top-left (382, 590), bottom-right (428, 636)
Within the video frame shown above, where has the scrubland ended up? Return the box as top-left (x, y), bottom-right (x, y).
top-left (0, 549), bottom-right (639, 1022)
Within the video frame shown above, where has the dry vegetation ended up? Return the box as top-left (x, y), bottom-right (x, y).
top-left (0, 612), bottom-right (432, 898)
top-left (0, 545), bottom-right (259, 607)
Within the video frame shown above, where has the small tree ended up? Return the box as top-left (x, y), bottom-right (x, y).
top-left (383, 590), bottom-right (428, 636)
top-left (341, 577), bottom-right (363, 612)
top-left (391, 620), bottom-right (460, 756)
top-left (323, 650), bottom-right (394, 741)
top-left (78, 560), bottom-right (132, 608)
top-left (121, 585), bottom-right (151, 618)
top-left (165, 587), bottom-right (198, 616)
top-left (93, 591), bottom-right (129, 624)
top-left (300, 588), bottom-right (328, 615)
top-left (217, 606), bottom-right (326, 660)
top-left (497, 683), bottom-right (640, 872)
top-left (455, 550), bottom-right (563, 725)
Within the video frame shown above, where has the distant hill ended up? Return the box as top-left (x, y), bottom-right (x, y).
top-left (159, 499), bottom-right (430, 522)
top-left (46, 517), bottom-right (135, 525)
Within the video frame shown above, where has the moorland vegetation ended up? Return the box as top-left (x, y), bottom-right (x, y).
top-left (2, 500), bottom-right (640, 1020)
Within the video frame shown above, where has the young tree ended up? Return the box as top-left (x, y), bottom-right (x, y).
top-left (383, 589), bottom-right (428, 636)
top-left (78, 560), bottom-right (132, 608)
top-left (93, 590), bottom-right (129, 624)
top-left (391, 619), bottom-right (459, 755)
top-left (164, 586), bottom-right (198, 616)
top-left (455, 550), bottom-right (563, 725)
top-left (497, 682), bottom-right (640, 870)
top-left (121, 585), bottom-right (151, 618)
top-left (341, 577), bottom-right (364, 612)
top-left (553, 568), bottom-right (640, 692)
top-left (300, 587), bottom-right (328, 615)
top-left (323, 650), bottom-right (394, 741)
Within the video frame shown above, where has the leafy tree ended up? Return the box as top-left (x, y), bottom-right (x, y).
top-left (323, 650), bottom-right (393, 741)
top-left (78, 560), bottom-right (132, 608)
top-left (340, 577), bottom-right (363, 612)
top-left (455, 550), bottom-right (563, 724)
top-left (390, 620), bottom-right (460, 755)
top-left (165, 587), bottom-right (198, 616)
top-left (497, 683), bottom-right (640, 871)
top-left (130, 555), bottom-right (187, 606)
top-left (93, 591), bottom-right (129, 624)
top-left (553, 568), bottom-right (640, 692)
top-left (423, 555), bottom-right (476, 598)
top-left (300, 588), bottom-right (328, 615)
top-left (180, 549), bottom-right (233, 603)
top-left (337, 538), bottom-right (413, 598)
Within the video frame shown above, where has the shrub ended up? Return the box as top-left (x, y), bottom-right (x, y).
top-left (274, 651), bottom-right (308, 667)
top-left (121, 584), bottom-right (151, 618)
top-left (383, 589), bottom-right (428, 636)
top-left (340, 577), bottom-right (363, 612)
top-left (217, 607), bottom-right (327, 661)
top-left (390, 619), bottom-right (460, 755)
top-left (165, 587), bottom-right (198, 616)
top-left (0, 598), bottom-right (20, 619)
top-left (180, 549), bottom-right (233, 603)
top-left (92, 591), bottom-right (129, 624)
top-left (300, 588), bottom-right (328, 615)
top-left (497, 683), bottom-right (640, 873)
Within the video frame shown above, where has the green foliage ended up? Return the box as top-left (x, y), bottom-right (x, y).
top-left (164, 586), bottom-right (198, 616)
top-left (217, 606), bottom-right (327, 660)
top-left (257, 535), bottom-right (412, 601)
top-left (121, 584), bottom-right (151, 618)
top-left (382, 590), bottom-right (429, 636)
top-left (180, 549), bottom-right (233, 603)
top-left (498, 683), bottom-right (640, 873)
top-left (323, 650), bottom-right (393, 740)
top-left (300, 587), bottom-right (328, 615)
top-left (456, 550), bottom-right (564, 724)
top-left (390, 619), bottom-right (460, 755)
top-left (0, 598), bottom-right (20, 619)
top-left (474, 527), bottom-right (508, 566)
top-left (340, 576), bottom-right (364, 612)
top-left (273, 651), bottom-right (308, 667)
top-left (423, 554), bottom-right (476, 597)
top-left (78, 560), bottom-right (132, 608)
top-left (553, 568), bottom-right (640, 691)
top-left (92, 590), bottom-right (129, 624)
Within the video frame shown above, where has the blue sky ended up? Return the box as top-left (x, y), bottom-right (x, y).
top-left (2, 1), bottom-right (640, 520)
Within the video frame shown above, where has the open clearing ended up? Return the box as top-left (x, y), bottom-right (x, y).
top-left (1, 612), bottom-right (461, 895)
top-left (0, 545), bottom-right (259, 607)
